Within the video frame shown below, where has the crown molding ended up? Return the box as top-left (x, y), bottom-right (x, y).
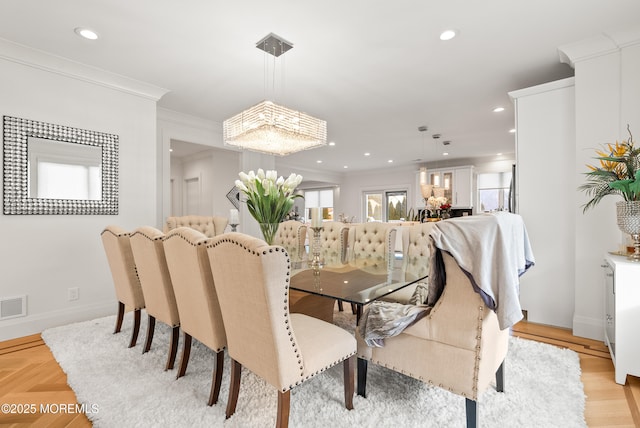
top-left (157, 107), bottom-right (221, 132)
top-left (558, 25), bottom-right (640, 68)
top-left (0, 37), bottom-right (169, 101)
top-left (508, 77), bottom-right (575, 100)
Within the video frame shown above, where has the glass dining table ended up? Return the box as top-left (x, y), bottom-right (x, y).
top-left (289, 262), bottom-right (427, 324)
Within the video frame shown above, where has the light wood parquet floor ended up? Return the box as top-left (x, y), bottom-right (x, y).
top-left (0, 321), bottom-right (639, 427)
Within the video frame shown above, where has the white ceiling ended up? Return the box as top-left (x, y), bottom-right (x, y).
top-left (1, 1), bottom-right (640, 173)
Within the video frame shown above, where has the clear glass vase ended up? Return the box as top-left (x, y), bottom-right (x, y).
top-left (616, 201), bottom-right (640, 261)
top-left (260, 222), bottom-right (280, 245)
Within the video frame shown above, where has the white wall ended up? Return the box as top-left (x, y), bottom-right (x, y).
top-left (507, 27), bottom-right (640, 339)
top-left (558, 28), bottom-right (640, 339)
top-left (170, 148), bottom-right (240, 222)
top-left (0, 40), bottom-right (166, 341)
top-left (510, 78), bottom-right (576, 329)
top-left (338, 165), bottom-right (418, 222)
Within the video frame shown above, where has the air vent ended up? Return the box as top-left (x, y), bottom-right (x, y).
top-left (0, 295), bottom-right (27, 320)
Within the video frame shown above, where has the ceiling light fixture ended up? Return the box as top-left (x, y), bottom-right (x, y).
top-left (74, 27), bottom-right (98, 40)
top-left (223, 33), bottom-right (327, 156)
top-left (509, 128), bottom-right (516, 133)
top-left (493, 106), bottom-right (505, 113)
top-left (418, 126), bottom-right (429, 187)
top-left (439, 30), bottom-right (457, 41)
top-left (364, 152), bottom-right (370, 156)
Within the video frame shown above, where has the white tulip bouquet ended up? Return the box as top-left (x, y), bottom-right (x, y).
top-left (235, 169), bottom-right (303, 244)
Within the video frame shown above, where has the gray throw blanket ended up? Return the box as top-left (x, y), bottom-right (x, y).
top-left (429, 212), bottom-right (535, 329)
top-left (358, 283), bottom-right (432, 347)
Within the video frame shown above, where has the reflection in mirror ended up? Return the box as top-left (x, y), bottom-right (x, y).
top-left (3, 115), bottom-right (118, 215)
top-left (28, 137), bottom-right (102, 200)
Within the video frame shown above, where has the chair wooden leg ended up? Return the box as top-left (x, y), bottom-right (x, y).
top-left (465, 398), bottom-right (478, 428)
top-left (496, 360), bottom-right (505, 392)
top-left (226, 359), bottom-right (242, 419)
top-left (114, 301), bottom-right (125, 334)
top-left (176, 333), bottom-right (192, 379)
top-left (142, 315), bottom-right (155, 354)
top-left (165, 326), bottom-right (180, 371)
top-left (207, 351), bottom-right (225, 406)
top-left (337, 300), bottom-right (344, 311)
top-left (276, 390), bottom-right (291, 428)
top-left (128, 308), bottom-right (141, 348)
top-left (343, 355), bottom-right (355, 410)
top-left (357, 357), bottom-right (368, 397)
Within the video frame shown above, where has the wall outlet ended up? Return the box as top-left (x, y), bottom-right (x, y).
top-left (68, 287), bottom-right (79, 301)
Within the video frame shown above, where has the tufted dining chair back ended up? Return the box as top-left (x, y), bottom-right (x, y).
top-left (100, 225), bottom-right (145, 348)
top-left (348, 222), bottom-right (397, 271)
top-left (129, 226), bottom-right (180, 370)
top-left (163, 227), bottom-right (227, 406)
top-left (206, 232), bottom-right (356, 427)
top-left (381, 222), bottom-right (435, 304)
top-left (273, 220), bottom-right (307, 262)
top-left (402, 222), bottom-right (436, 281)
top-left (310, 221), bottom-right (350, 267)
top-left (164, 215), bottom-right (228, 238)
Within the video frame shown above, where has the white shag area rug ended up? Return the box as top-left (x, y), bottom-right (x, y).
top-left (42, 310), bottom-right (586, 427)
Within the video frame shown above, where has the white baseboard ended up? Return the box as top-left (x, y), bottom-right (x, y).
top-left (572, 314), bottom-right (604, 341)
top-left (0, 302), bottom-right (115, 342)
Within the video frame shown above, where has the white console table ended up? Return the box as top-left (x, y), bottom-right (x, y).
top-left (603, 253), bottom-right (640, 384)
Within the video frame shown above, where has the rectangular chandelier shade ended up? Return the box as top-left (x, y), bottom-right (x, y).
top-left (223, 100), bottom-right (327, 156)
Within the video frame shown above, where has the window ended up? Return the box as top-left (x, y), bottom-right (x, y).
top-left (304, 188), bottom-right (334, 221)
top-left (477, 172), bottom-right (511, 212)
top-left (364, 190), bottom-right (407, 221)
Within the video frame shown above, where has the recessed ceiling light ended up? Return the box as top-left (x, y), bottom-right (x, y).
top-left (509, 128), bottom-right (516, 133)
top-left (328, 141), bottom-right (336, 146)
top-left (443, 152), bottom-right (449, 156)
top-left (316, 160), bottom-right (322, 163)
top-left (388, 159), bottom-right (393, 163)
top-left (493, 106), bottom-right (505, 113)
top-left (169, 148), bottom-right (173, 152)
top-left (440, 30), bottom-right (457, 41)
top-left (343, 165), bottom-right (348, 169)
top-left (497, 152), bottom-right (503, 156)
top-left (74, 27), bottom-right (98, 40)
top-left (364, 152), bottom-right (370, 156)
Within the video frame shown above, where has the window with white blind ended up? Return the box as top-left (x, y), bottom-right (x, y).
top-left (304, 188), bottom-right (334, 221)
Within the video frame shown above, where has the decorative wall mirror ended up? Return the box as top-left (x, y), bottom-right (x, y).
top-left (3, 115), bottom-right (119, 215)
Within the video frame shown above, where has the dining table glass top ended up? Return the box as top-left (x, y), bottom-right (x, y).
top-left (290, 262), bottom-right (427, 306)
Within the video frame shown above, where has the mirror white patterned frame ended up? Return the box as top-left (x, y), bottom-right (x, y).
top-left (3, 115), bottom-right (119, 215)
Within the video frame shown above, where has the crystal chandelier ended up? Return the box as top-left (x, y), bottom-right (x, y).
top-left (223, 33), bottom-right (327, 156)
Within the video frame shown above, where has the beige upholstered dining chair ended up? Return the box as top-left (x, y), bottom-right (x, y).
top-left (310, 221), bottom-right (350, 267)
top-left (347, 222), bottom-right (397, 271)
top-left (383, 222), bottom-right (435, 304)
top-left (207, 232), bottom-right (356, 428)
top-left (163, 227), bottom-right (227, 406)
top-left (307, 221), bottom-right (351, 312)
top-left (357, 251), bottom-right (509, 427)
top-left (164, 215), bottom-right (228, 237)
top-left (100, 225), bottom-right (145, 348)
top-left (129, 226), bottom-right (180, 370)
top-left (273, 220), bottom-right (307, 262)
